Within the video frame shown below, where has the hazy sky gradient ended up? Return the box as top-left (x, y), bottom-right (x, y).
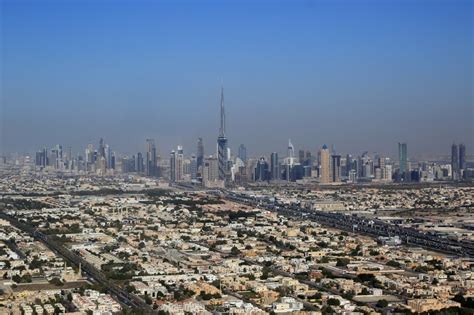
top-left (1, 0), bottom-right (473, 159)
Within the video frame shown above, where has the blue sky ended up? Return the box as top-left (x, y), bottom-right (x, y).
top-left (1, 0), bottom-right (472, 158)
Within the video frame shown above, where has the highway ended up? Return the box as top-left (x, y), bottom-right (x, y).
top-left (219, 190), bottom-right (474, 258)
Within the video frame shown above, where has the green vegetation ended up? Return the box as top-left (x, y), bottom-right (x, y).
top-left (101, 263), bottom-right (138, 280)
top-left (49, 277), bottom-right (64, 286)
top-left (336, 258), bottom-right (350, 267)
top-left (199, 291), bottom-right (221, 300)
top-left (12, 274), bottom-right (32, 283)
top-left (386, 260), bottom-right (401, 268)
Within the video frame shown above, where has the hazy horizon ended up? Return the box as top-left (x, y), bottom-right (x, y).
top-left (1, 0), bottom-right (473, 158)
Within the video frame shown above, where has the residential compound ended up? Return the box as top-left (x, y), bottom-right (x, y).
top-left (0, 163), bottom-right (473, 314)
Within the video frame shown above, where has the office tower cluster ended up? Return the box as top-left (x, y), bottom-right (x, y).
top-left (35, 138), bottom-right (116, 175)
top-left (31, 88), bottom-right (470, 184)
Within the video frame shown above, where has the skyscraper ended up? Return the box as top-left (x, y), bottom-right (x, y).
top-left (270, 152), bottom-right (279, 180)
top-left (170, 150), bottom-right (176, 182)
top-left (197, 137), bottom-right (204, 171)
top-left (190, 154), bottom-right (197, 180)
top-left (298, 150), bottom-right (305, 164)
top-left (451, 143), bottom-right (459, 180)
top-left (203, 157), bottom-right (223, 188)
top-left (319, 145), bottom-right (330, 184)
top-left (331, 154), bottom-right (341, 182)
top-left (459, 143), bottom-right (466, 170)
top-left (287, 140), bottom-right (295, 163)
top-left (136, 152), bottom-right (144, 173)
top-left (176, 145), bottom-right (184, 181)
top-left (398, 142), bottom-right (408, 179)
top-left (238, 144), bottom-right (247, 163)
top-left (255, 157), bottom-right (269, 181)
top-left (146, 139), bottom-right (157, 177)
top-left (217, 87), bottom-right (228, 181)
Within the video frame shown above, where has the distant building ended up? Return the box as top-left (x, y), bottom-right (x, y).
top-left (255, 157), bottom-right (269, 181)
top-left (190, 154), bottom-right (197, 180)
top-left (298, 149), bottom-right (305, 164)
top-left (146, 139), bottom-right (157, 177)
top-left (169, 150), bottom-right (176, 182)
top-left (197, 137), bottom-right (204, 172)
top-left (238, 144), bottom-right (247, 163)
top-left (217, 87), bottom-right (228, 182)
top-left (319, 145), bottom-right (330, 184)
top-left (398, 142), bottom-right (408, 180)
top-left (203, 156), bottom-right (224, 188)
top-left (459, 143), bottom-right (466, 171)
top-left (270, 152), bottom-right (279, 180)
top-left (176, 145), bottom-right (184, 181)
top-left (331, 154), bottom-right (341, 182)
top-left (136, 152), bottom-right (144, 173)
top-left (451, 143), bottom-right (459, 180)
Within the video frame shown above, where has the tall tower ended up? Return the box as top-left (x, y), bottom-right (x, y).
top-left (146, 139), bottom-right (157, 177)
top-left (331, 154), bottom-right (341, 183)
top-left (319, 145), bottom-right (330, 184)
top-left (271, 152), bottom-right (279, 181)
top-left (176, 145), bottom-right (184, 181)
top-left (238, 144), bottom-right (247, 163)
top-left (398, 143), bottom-right (408, 179)
top-left (459, 143), bottom-right (466, 170)
top-left (197, 137), bottom-right (204, 171)
top-left (170, 150), bottom-right (176, 182)
top-left (451, 143), bottom-right (459, 180)
top-left (217, 87), bottom-right (228, 181)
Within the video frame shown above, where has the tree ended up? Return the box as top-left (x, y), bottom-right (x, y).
top-left (144, 294), bottom-right (153, 305)
top-left (49, 277), bottom-right (64, 286)
top-left (376, 299), bottom-right (389, 308)
top-left (231, 246), bottom-right (241, 256)
top-left (336, 258), bottom-right (350, 267)
top-left (386, 260), bottom-right (401, 268)
top-left (327, 298), bottom-right (340, 306)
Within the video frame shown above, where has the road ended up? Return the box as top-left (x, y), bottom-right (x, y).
top-left (0, 211), bottom-right (155, 314)
top-left (218, 190), bottom-right (474, 258)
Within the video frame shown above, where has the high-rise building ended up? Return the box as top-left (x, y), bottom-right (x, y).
top-left (305, 150), bottom-right (312, 166)
top-left (345, 154), bottom-right (353, 177)
top-left (203, 156), bottom-right (223, 188)
top-left (176, 145), bottom-right (184, 181)
top-left (217, 87), bottom-right (228, 181)
top-left (451, 143), bottom-right (459, 180)
top-left (298, 150), bottom-right (305, 164)
top-left (459, 143), bottom-right (466, 170)
top-left (146, 139), bottom-right (157, 177)
top-left (197, 137), bottom-right (204, 171)
top-left (331, 154), bottom-right (341, 182)
top-left (287, 140), bottom-right (295, 163)
top-left (190, 154), bottom-right (197, 180)
top-left (85, 144), bottom-right (93, 170)
top-left (136, 152), bottom-right (144, 173)
top-left (270, 152), bottom-right (279, 180)
top-left (238, 144), bottom-right (247, 163)
top-left (255, 157), bottom-right (269, 181)
top-left (99, 138), bottom-right (106, 160)
top-left (398, 143), bottom-right (408, 179)
top-left (170, 150), bottom-right (176, 182)
top-left (319, 145), bottom-right (330, 184)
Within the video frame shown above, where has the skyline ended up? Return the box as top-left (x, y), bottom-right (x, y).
top-left (1, 0), bottom-right (473, 157)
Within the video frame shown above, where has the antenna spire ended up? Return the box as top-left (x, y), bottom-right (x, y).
top-left (219, 86), bottom-right (226, 137)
